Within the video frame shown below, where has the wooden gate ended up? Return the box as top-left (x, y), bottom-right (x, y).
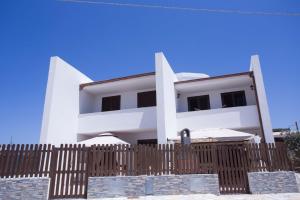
top-left (216, 144), bottom-right (249, 194)
top-left (49, 144), bottom-right (90, 199)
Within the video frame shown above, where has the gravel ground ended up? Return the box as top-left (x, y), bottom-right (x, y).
top-left (83, 193), bottom-right (300, 200)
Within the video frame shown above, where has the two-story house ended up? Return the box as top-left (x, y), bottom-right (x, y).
top-left (40, 52), bottom-right (274, 146)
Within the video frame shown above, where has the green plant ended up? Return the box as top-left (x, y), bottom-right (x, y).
top-left (284, 133), bottom-right (300, 171)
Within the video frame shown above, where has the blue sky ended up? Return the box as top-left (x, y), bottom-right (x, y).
top-left (0, 0), bottom-right (299, 144)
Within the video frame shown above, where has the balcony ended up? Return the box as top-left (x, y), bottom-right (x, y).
top-left (78, 106), bottom-right (157, 134)
top-left (176, 105), bottom-right (260, 131)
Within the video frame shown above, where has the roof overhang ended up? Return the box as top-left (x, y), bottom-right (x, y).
top-left (81, 72), bottom-right (155, 95)
top-left (175, 72), bottom-right (253, 93)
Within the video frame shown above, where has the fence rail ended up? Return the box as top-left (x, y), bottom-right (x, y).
top-left (0, 142), bottom-right (293, 197)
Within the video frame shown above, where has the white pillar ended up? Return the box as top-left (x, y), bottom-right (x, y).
top-left (250, 55), bottom-right (275, 143)
top-left (155, 52), bottom-right (178, 144)
top-left (40, 57), bottom-right (92, 146)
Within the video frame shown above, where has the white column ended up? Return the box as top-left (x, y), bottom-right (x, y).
top-left (155, 52), bottom-right (178, 144)
top-left (250, 55), bottom-right (274, 143)
top-left (40, 57), bottom-right (92, 146)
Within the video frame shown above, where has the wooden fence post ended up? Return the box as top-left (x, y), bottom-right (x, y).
top-left (49, 145), bottom-right (57, 199)
top-left (212, 144), bottom-right (218, 174)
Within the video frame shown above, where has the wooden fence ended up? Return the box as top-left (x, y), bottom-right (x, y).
top-left (0, 144), bottom-right (53, 178)
top-left (89, 144), bottom-right (216, 177)
top-left (89, 143), bottom-right (292, 176)
top-left (49, 144), bottom-right (90, 199)
top-left (0, 142), bottom-right (293, 197)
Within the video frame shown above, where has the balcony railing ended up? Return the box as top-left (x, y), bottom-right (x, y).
top-left (78, 106), bottom-right (156, 134)
top-left (176, 105), bottom-right (260, 131)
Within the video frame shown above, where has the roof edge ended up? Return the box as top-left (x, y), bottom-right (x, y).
top-left (175, 71), bottom-right (252, 85)
top-left (80, 72), bottom-right (155, 90)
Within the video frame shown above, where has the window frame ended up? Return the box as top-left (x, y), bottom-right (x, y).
top-left (221, 90), bottom-right (247, 108)
top-left (137, 90), bottom-right (156, 108)
top-left (137, 139), bottom-right (158, 145)
top-left (187, 95), bottom-right (211, 111)
top-left (101, 95), bottom-right (121, 112)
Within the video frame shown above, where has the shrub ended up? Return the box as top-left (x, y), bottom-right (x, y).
top-left (284, 133), bottom-right (300, 172)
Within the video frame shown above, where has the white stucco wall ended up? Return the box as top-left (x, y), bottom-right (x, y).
top-left (250, 55), bottom-right (274, 143)
top-left (40, 57), bottom-right (92, 146)
top-left (78, 107), bottom-right (156, 134)
top-left (40, 53), bottom-right (272, 146)
top-left (120, 91), bottom-right (138, 110)
top-left (177, 86), bottom-right (256, 112)
top-left (155, 52), bottom-right (178, 143)
top-left (97, 89), bottom-right (156, 112)
top-left (113, 131), bottom-right (157, 144)
top-left (80, 91), bottom-right (97, 114)
top-left (80, 88), bottom-right (156, 114)
top-left (78, 131), bottom-right (157, 144)
top-left (177, 105), bottom-right (260, 131)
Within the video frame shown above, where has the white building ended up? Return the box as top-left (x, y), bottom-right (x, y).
top-left (40, 52), bottom-right (274, 146)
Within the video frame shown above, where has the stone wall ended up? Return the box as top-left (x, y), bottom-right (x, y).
top-left (0, 177), bottom-right (50, 200)
top-left (248, 171), bottom-right (299, 194)
top-left (295, 173), bottom-right (300, 192)
top-left (151, 174), bottom-right (219, 195)
top-left (88, 174), bottom-right (219, 199)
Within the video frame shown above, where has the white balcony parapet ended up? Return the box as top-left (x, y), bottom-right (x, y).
top-left (78, 107), bottom-right (157, 134)
top-left (176, 105), bottom-right (260, 131)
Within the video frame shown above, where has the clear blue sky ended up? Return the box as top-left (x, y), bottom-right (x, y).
top-left (0, 0), bottom-right (299, 144)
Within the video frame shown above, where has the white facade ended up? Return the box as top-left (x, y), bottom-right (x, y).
top-left (40, 53), bottom-right (275, 146)
top-left (155, 53), bottom-right (178, 144)
top-left (40, 57), bottom-right (92, 145)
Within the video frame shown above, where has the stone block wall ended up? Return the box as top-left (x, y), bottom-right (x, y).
top-left (248, 171), bottom-right (299, 194)
top-left (295, 173), bottom-right (300, 192)
top-left (151, 174), bottom-right (219, 195)
top-left (0, 177), bottom-right (50, 200)
top-left (88, 174), bottom-right (219, 199)
top-left (88, 176), bottom-right (147, 198)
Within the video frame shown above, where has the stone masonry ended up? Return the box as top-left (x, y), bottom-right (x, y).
top-left (88, 176), bottom-right (147, 198)
top-left (87, 174), bottom-right (219, 199)
top-left (0, 177), bottom-right (50, 200)
top-left (248, 171), bottom-right (299, 194)
top-left (152, 174), bottom-right (219, 195)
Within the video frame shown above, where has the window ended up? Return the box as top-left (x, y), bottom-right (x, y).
top-left (137, 91), bottom-right (156, 108)
top-left (101, 95), bottom-right (121, 112)
top-left (137, 139), bottom-right (158, 145)
top-left (187, 95), bottom-right (210, 111)
top-left (221, 91), bottom-right (247, 108)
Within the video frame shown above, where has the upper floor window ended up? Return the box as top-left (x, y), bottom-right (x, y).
top-left (101, 95), bottom-right (121, 112)
top-left (137, 91), bottom-right (156, 108)
top-left (221, 91), bottom-right (247, 108)
top-left (188, 95), bottom-right (210, 111)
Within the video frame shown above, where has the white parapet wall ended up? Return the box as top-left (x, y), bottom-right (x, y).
top-left (155, 52), bottom-right (178, 144)
top-left (78, 107), bottom-right (157, 134)
top-left (250, 55), bottom-right (274, 143)
top-left (40, 57), bottom-right (92, 146)
top-left (177, 105), bottom-right (260, 131)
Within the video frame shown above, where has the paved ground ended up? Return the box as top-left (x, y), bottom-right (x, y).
top-left (86, 193), bottom-right (300, 200)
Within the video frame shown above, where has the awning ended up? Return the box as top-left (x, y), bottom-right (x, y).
top-left (78, 133), bottom-right (129, 146)
top-left (169, 128), bottom-right (259, 143)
